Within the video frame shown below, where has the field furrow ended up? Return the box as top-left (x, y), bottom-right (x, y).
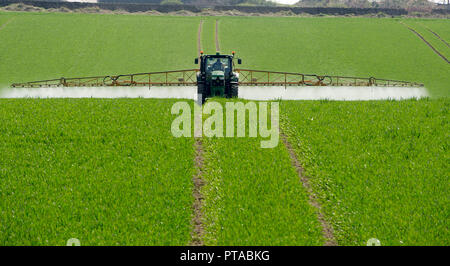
top-left (401, 20), bottom-right (450, 61)
top-left (419, 19), bottom-right (450, 43)
top-left (280, 132), bottom-right (337, 246)
top-left (200, 18), bottom-right (216, 55)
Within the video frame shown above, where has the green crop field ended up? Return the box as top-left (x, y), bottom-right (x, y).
top-left (282, 99), bottom-right (449, 245)
top-left (420, 19), bottom-right (450, 41)
top-left (0, 99), bottom-right (195, 245)
top-left (0, 12), bottom-right (14, 25)
top-left (219, 17), bottom-right (450, 97)
top-left (201, 19), bottom-right (216, 54)
top-left (403, 19), bottom-right (450, 60)
top-left (0, 12), bottom-right (200, 87)
top-left (0, 11), bottom-right (448, 246)
top-left (200, 99), bottom-right (324, 245)
top-left (1, 98), bottom-right (447, 245)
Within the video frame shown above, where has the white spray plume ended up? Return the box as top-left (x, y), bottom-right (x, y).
top-left (0, 86), bottom-right (197, 99)
top-left (239, 86), bottom-right (429, 101)
top-left (0, 86), bottom-right (428, 101)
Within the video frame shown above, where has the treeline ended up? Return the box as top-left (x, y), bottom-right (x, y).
top-left (184, 0), bottom-right (277, 6)
top-left (98, 0), bottom-right (277, 6)
top-left (33, 0), bottom-right (446, 8)
top-left (295, 0), bottom-right (437, 8)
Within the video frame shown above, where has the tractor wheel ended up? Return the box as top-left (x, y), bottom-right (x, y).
top-left (225, 85), bottom-right (232, 98)
top-left (231, 83), bottom-right (238, 98)
top-left (197, 83), bottom-right (206, 104)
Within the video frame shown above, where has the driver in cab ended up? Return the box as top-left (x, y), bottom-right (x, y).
top-left (212, 59), bottom-right (224, 71)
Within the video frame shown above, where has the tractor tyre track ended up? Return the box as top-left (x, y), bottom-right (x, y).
top-left (423, 26), bottom-right (450, 48)
top-left (0, 17), bottom-right (14, 32)
top-left (197, 20), bottom-right (204, 56)
top-left (215, 20), bottom-right (220, 52)
top-left (400, 22), bottom-right (449, 64)
top-left (280, 131), bottom-right (337, 246)
top-left (190, 138), bottom-right (205, 246)
top-left (190, 19), bottom-right (205, 246)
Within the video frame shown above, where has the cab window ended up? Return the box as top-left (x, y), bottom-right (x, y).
top-left (206, 57), bottom-right (230, 72)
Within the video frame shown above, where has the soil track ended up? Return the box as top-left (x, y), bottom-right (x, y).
top-left (215, 19), bottom-right (220, 52)
top-left (190, 20), bottom-right (205, 246)
top-left (423, 25), bottom-right (450, 48)
top-left (280, 131), bottom-right (337, 246)
top-left (197, 20), bottom-right (203, 56)
top-left (190, 139), bottom-right (205, 246)
top-left (400, 22), bottom-right (449, 64)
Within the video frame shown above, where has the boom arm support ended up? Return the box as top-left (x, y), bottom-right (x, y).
top-left (11, 69), bottom-right (423, 88)
top-left (236, 69), bottom-right (423, 87)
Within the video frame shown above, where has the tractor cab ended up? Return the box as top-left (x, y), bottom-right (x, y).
top-left (204, 56), bottom-right (230, 97)
top-left (195, 52), bottom-right (241, 104)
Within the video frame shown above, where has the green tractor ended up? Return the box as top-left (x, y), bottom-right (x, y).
top-left (195, 52), bottom-right (241, 104)
top-left (11, 52), bottom-right (424, 99)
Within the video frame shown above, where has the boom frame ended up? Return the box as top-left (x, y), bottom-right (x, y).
top-left (11, 69), bottom-right (423, 88)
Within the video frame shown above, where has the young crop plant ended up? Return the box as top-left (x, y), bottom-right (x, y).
top-left (281, 99), bottom-right (449, 246)
top-left (200, 98), bottom-right (324, 245)
top-left (0, 99), bottom-right (196, 245)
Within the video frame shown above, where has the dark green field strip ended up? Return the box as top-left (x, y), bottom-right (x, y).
top-left (219, 17), bottom-right (450, 97)
top-left (0, 12), bottom-right (200, 87)
top-left (200, 100), bottom-right (324, 245)
top-left (0, 99), bottom-right (195, 245)
top-left (282, 99), bottom-right (449, 245)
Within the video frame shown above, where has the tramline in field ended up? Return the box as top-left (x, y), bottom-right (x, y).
top-left (10, 51), bottom-right (424, 104)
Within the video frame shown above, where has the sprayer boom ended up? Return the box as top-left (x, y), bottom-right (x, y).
top-left (11, 69), bottom-right (422, 88)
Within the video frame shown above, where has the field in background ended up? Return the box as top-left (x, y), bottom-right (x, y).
top-left (219, 17), bottom-right (449, 97)
top-left (282, 99), bottom-right (449, 245)
top-left (0, 99), bottom-right (195, 245)
top-left (0, 12), bottom-right (13, 24)
top-left (201, 19), bottom-right (216, 54)
top-left (404, 19), bottom-right (450, 59)
top-left (0, 12), bottom-right (449, 96)
top-left (420, 20), bottom-right (450, 41)
top-left (0, 12), bottom-right (199, 87)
